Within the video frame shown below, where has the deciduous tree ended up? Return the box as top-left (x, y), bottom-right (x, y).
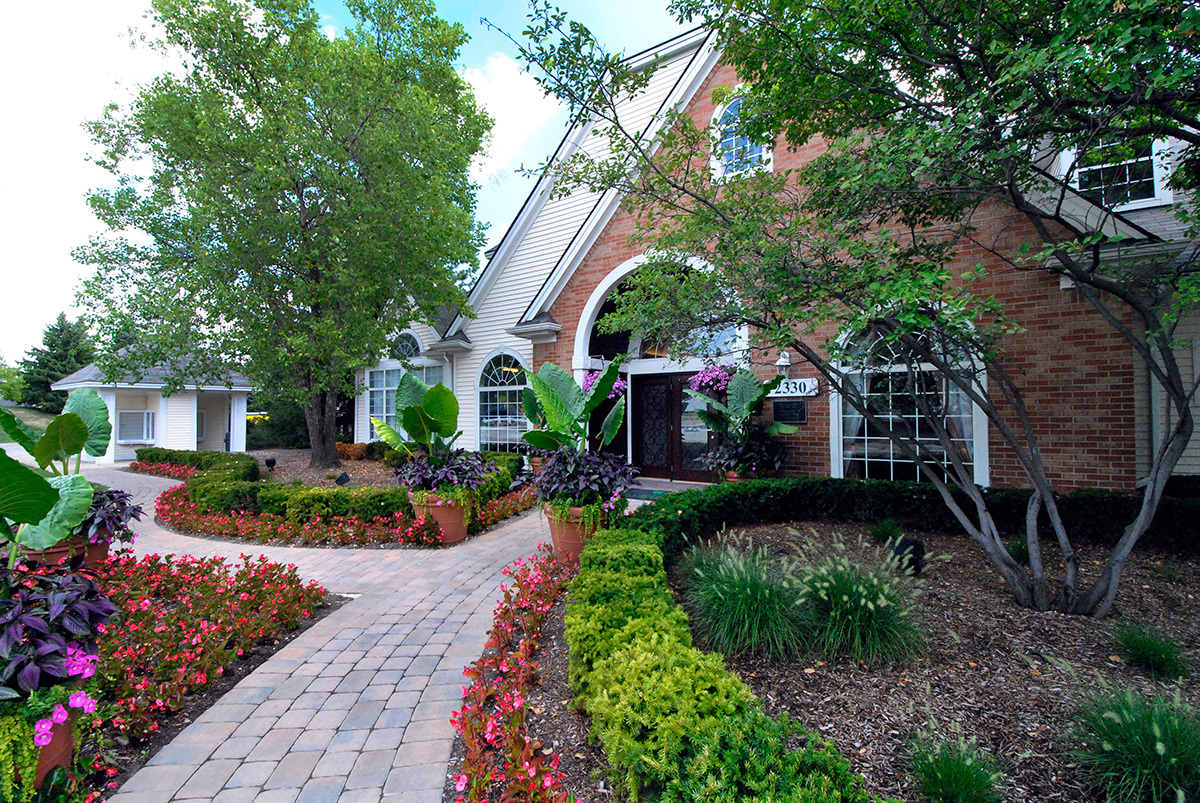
top-left (78, 0), bottom-right (490, 467)
top-left (512, 0), bottom-right (1200, 616)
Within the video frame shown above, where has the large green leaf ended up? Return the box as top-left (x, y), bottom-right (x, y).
top-left (370, 417), bottom-right (408, 452)
top-left (684, 387), bottom-right (732, 419)
top-left (726, 370), bottom-right (781, 426)
top-left (421, 384), bottom-right (459, 436)
top-left (536, 363), bottom-right (585, 419)
top-left (596, 397), bottom-right (627, 447)
top-left (521, 387), bottom-right (546, 427)
top-left (523, 429), bottom-right (570, 451)
top-left (0, 406), bottom-right (39, 457)
top-left (18, 474), bottom-right (95, 551)
top-left (0, 450), bottom-right (59, 527)
top-left (531, 373), bottom-right (583, 442)
top-left (582, 360), bottom-right (623, 416)
top-left (401, 406), bottom-right (438, 446)
top-left (33, 413), bottom-right (89, 471)
top-left (695, 408), bottom-right (730, 435)
top-left (764, 422), bottom-right (799, 436)
top-left (63, 389), bottom-right (112, 457)
top-left (395, 372), bottom-right (428, 413)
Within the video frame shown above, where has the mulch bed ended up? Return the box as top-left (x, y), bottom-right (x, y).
top-left (443, 521), bottom-right (1199, 802)
top-left (249, 448), bottom-right (398, 488)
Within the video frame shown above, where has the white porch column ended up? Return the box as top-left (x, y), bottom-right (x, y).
top-left (229, 393), bottom-right (248, 452)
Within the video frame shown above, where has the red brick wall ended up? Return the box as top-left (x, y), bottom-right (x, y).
top-left (534, 60), bottom-right (1140, 493)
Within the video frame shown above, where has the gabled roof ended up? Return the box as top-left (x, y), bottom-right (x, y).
top-left (52, 358), bottom-right (254, 393)
top-left (434, 26), bottom-right (720, 345)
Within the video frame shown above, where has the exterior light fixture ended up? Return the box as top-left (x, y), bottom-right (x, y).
top-left (264, 457), bottom-right (276, 473)
top-left (335, 472), bottom-right (350, 486)
top-left (774, 351), bottom-right (792, 377)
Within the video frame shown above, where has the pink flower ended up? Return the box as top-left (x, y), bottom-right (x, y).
top-left (51, 705), bottom-right (68, 724)
top-left (454, 774), bottom-right (468, 792)
top-left (69, 691), bottom-right (89, 708)
top-left (33, 730), bottom-right (53, 747)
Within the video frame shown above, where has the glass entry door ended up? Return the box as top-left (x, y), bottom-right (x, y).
top-left (631, 374), bottom-right (713, 482)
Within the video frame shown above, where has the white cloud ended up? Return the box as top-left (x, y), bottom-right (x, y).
top-left (461, 53), bottom-right (563, 183)
top-left (322, 24), bottom-right (338, 40)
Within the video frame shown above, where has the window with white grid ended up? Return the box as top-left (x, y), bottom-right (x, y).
top-left (478, 355), bottom-right (528, 453)
top-left (1060, 137), bottom-right (1172, 211)
top-left (116, 411), bottom-right (155, 444)
top-left (367, 363), bottom-right (445, 439)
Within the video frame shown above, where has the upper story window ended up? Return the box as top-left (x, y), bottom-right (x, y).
top-left (711, 97), bottom-right (773, 179)
top-left (392, 332), bottom-right (420, 361)
top-left (1061, 137), bottom-right (1173, 211)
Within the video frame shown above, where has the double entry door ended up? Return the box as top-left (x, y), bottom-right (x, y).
top-left (631, 373), bottom-right (713, 482)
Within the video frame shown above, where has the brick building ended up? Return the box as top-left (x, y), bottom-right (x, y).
top-left (354, 27), bottom-right (1194, 495)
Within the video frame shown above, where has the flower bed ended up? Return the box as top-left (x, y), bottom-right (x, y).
top-left (91, 553), bottom-right (326, 741)
top-left (476, 486), bottom-right (538, 529)
top-left (128, 461), bottom-right (201, 481)
top-left (154, 485), bottom-right (443, 547)
top-left (450, 544), bottom-right (571, 802)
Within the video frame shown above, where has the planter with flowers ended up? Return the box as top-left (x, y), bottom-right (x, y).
top-left (687, 368), bottom-right (798, 480)
top-left (0, 559), bottom-right (116, 796)
top-left (372, 375), bottom-right (497, 546)
top-left (521, 361), bottom-right (638, 566)
top-left (24, 488), bottom-right (143, 568)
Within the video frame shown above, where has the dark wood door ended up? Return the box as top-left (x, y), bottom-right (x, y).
top-left (631, 374), bottom-right (713, 482)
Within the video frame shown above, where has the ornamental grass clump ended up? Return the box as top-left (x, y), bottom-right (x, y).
top-left (1114, 621), bottom-right (1189, 678)
top-left (681, 538), bottom-right (805, 659)
top-left (1071, 688), bottom-right (1200, 803)
top-left (909, 726), bottom-right (1006, 803)
top-left (792, 535), bottom-right (923, 666)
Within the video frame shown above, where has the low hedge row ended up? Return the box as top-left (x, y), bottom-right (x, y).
top-left (566, 527), bottom-right (891, 802)
top-left (137, 447), bottom-right (520, 529)
top-left (623, 477), bottom-right (1200, 561)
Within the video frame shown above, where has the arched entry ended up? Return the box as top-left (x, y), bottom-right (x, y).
top-left (574, 255), bottom-right (746, 482)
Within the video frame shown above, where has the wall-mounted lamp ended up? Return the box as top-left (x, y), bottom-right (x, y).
top-left (774, 351), bottom-right (792, 378)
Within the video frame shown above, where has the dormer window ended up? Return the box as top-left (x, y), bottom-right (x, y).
top-left (711, 96), bottom-right (773, 179)
top-left (1061, 137), bottom-right (1172, 211)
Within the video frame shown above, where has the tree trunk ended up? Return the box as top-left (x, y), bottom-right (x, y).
top-left (305, 389), bottom-right (342, 469)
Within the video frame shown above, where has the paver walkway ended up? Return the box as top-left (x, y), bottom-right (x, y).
top-left (72, 464), bottom-right (548, 803)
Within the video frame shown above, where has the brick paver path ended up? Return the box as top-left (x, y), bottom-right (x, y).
top-left (78, 464), bottom-right (548, 803)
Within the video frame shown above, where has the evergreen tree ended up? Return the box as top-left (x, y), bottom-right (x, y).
top-left (20, 314), bottom-right (95, 412)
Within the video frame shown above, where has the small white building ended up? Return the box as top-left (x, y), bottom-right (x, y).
top-left (52, 362), bottom-right (254, 463)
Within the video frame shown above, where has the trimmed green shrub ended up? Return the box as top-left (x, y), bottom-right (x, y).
top-left (1115, 622), bottom-right (1189, 678)
top-left (568, 568), bottom-right (674, 609)
top-left (589, 527), bottom-right (664, 550)
top-left (909, 729), bottom-right (1006, 803)
top-left (587, 632), bottom-right (758, 799)
top-left (681, 542), bottom-right (805, 659)
top-left (1072, 688), bottom-right (1200, 803)
top-left (565, 601), bottom-right (690, 694)
top-left (794, 538), bottom-right (923, 666)
top-left (666, 708), bottom-right (879, 803)
top-left (255, 483), bottom-right (296, 517)
top-left (285, 488), bottom-right (353, 523)
top-left (623, 477), bottom-right (1200, 562)
top-left (188, 479), bottom-right (262, 514)
top-left (579, 541), bottom-right (665, 577)
top-left (135, 447), bottom-right (259, 480)
top-left (482, 450), bottom-right (523, 480)
top-left (345, 487), bottom-right (413, 520)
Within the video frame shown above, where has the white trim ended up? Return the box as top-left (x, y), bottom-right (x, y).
top-left (521, 34), bottom-right (723, 324)
top-left (1057, 138), bottom-right (1174, 212)
top-left (52, 381), bottom-right (254, 392)
top-left (475, 348), bottom-right (532, 452)
top-left (709, 91), bottom-right (774, 180)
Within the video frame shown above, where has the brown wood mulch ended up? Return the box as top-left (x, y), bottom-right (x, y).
top-left (444, 521), bottom-right (1199, 803)
top-left (248, 448), bottom-right (398, 489)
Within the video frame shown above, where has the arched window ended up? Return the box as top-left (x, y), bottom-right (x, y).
top-left (367, 332), bottom-right (444, 439)
top-left (478, 354), bottom-right (528, 453)
top-left (712, 97), bottom-right (771, 178)
top-left (838, 326), bottom-right (979, 483)
top-left (392, 332), bottom-right (420, 361)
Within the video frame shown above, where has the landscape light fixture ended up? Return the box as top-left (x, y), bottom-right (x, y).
top-left (335, 472), bottom-right (350, 486)
top-left (264, 458), bottom-right (276, 473)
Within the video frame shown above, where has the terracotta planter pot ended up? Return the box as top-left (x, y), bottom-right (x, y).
top-left (409, 492), bottom-right (469, 546)
top-left (544, 504), bottom-right (594, 568)
top-left (34, 710), bottom-right (77, 787)
top-left (527, 456), bottom-right (544, 474)
top-left (22, 536), bottom-right (110, 568)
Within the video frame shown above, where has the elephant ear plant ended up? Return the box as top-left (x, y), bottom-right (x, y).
top-left (687, 369), bottom-right (798, 476)
top-left (522, 360), bottom-right (626, 452)
top-left (0, 389), bottom-right (114, 567)
top-left (371, 374), bottom-right (497, 519)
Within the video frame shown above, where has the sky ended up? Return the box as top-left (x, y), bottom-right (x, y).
top-left (0, 0), bottom-right (685, 368)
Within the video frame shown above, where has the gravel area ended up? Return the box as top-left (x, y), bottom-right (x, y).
top-left (445, 521), bottom-right (1199, 802)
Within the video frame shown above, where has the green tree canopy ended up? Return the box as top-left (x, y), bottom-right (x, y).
top-left (77, 0), bottom-right (490, 467)
top-left (0, 354), bottom-right (23, 404)
top-left (19, 314), bottom-right (95, 413)
top-left (512, 0), bottom-right (1200, 617)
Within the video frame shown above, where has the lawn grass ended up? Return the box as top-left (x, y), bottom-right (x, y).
top-left (0, 406), bottom-right (55, 444)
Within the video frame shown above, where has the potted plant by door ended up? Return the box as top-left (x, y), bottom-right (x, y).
top-left (688, 368), bottom-right (798, 480)
top-left (521, 360), bottom-right (637, 566)
top-left (371, 375), bottom-right (497, 545)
